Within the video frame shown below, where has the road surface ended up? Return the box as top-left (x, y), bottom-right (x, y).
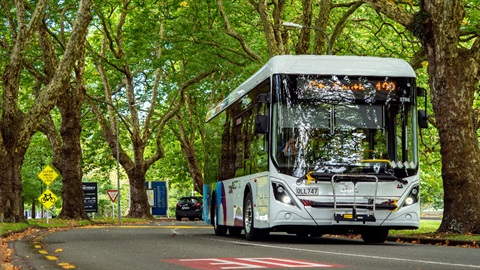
top-left (9, 220), bottom-right (480, 270)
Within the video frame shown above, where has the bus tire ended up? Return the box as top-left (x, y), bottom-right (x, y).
top-left (361, 228), bottom-right (389, 244)
top-left (243, 191), bottom-right (268, 241)
top-left (212, 195), bottom-right (227, 236)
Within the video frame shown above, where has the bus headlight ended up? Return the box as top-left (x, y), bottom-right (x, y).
top-left (272, 182), bottom-right (294, 206)
top-left (402, 185), bottom-right (419, 207)
top-left (282, 196), bottom-right (291, 204)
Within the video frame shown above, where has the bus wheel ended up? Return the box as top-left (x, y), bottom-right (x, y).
top-left (243, 191), bottom-right (268, 241)
top-left (212, 198), bottom-right (227, 236)
top-left (361, 228), bottom-right (389, 244)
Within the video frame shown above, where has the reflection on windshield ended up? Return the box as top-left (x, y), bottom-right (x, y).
top-left (273, 74), bottom-right (417, 178)
top-left (276, 104), bottom-right (387, 177)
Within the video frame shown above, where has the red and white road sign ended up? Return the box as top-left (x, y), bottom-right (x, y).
top-left (107, 190), bottom-right (119, 203)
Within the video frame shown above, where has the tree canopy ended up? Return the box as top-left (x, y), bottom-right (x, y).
top-left (1, 0), bottom-right (479, 235)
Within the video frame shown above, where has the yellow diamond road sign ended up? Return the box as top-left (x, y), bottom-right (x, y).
top-left (38, 189), bottom-right (58, 209)
top-left (38, 165), bottom-right (59, 186)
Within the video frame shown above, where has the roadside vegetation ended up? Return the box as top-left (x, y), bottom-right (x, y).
top-left (391, 220), bottom-right (480, 243)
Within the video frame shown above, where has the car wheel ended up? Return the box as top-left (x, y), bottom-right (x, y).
top-left (176, 216), bottom-right (181, 221)
top-left (243, 191), bottom-right (268, 241)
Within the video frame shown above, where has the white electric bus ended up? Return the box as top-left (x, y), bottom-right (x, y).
top-left (203, 55), bottom-right (427, 243)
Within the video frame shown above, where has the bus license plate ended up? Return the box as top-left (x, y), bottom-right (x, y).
top-left (296, 187), bottom-right (318, 195)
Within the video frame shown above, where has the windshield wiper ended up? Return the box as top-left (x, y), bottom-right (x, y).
top-left (297, 171), bottom-right (408, 185)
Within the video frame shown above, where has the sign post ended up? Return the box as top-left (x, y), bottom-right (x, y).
top-left (107, 190), bottom-right (119, 219)
top-left (37, 165), bottom-right (59, 223)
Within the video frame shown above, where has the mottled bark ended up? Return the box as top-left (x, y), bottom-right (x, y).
top-left (363, 0), bottom-right (480, 234)
top-left (126, 166), bottom-right (151, 218)
top-left (421, 1), bottom-right (480, 234)
top-left (0, 0), bottom-right (48, 222)
top-left (313, 0), bottom-right (333, 55)
top-left (249, 0), bottom-right (287, 56)
top-left (295, 0), bottom-right (313, 54)
top-left (0, 0), bottom-right (92, 222)
top-left (37, 19), bottom-right (89, 219)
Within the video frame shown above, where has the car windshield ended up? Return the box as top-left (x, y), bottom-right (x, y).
top-left (272, 74), bottom-right (418, 179)
top-left (179, 197), bottom-right (201, 204)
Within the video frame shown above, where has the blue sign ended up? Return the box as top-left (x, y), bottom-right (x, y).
top-left (145, 182), bottom-right (168, 216)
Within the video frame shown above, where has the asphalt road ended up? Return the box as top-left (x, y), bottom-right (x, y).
top-left (10, 220), bottom-right (480, 270)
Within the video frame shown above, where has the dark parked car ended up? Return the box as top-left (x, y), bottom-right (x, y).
top-left (175, 196), bottom-right (203, 221)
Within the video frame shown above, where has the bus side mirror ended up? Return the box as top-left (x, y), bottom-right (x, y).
top-left (417, 87), bottom-right (428, 128)
top-left (418, 110), bottom-right (428, 128)
top-left (255, 115), bottom-right (269, 134)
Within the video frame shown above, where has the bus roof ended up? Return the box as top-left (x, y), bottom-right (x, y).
top-left (206, 55), bottom-right (416, 122)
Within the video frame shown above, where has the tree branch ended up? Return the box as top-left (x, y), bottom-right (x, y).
top-left (145, 69), bottom-right (217, 168)
top-left (361, 0), bottom-right (415, 28)
top-left (216, 0), bottom-right (261, 60)
top-left (329, 1), bottom-right (363, 54)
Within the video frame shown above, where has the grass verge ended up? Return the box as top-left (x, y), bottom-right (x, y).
top-left (1, 217), bottom-right (149, 237)
top-left (390, 220), bottom-right (480, 242)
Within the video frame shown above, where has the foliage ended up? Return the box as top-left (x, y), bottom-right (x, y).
top-left (21, 133), bottom-right (63, 214)
top-left (7, 0), bottom-right (472, 224)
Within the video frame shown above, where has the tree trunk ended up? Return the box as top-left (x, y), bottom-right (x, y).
top-left (172, 119), bottom-right (204, 195)
top-left (0, 148), bottom-right (28, 222)
top-left (32, 199), bottom-right (36, 219)
top-left (37, 14), bottom-right (89, 220)
top-left (295, 0), bottom-right (313, 54)
top-left (126, 167), bottom-right (153, 219)
top-left (362, 0), bottom-right (480, 235)
top-left (422, 1), bottom-right (480, 234)
top-left (313, 0), bottom-right (332, 55)
top-left (56, 95), bottom-right (89, 219)
top-left (0, 0), bottom-right (92, 222)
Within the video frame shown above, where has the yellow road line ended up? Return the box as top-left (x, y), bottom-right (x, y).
top-left (58, 262), bottom-right (76, 269)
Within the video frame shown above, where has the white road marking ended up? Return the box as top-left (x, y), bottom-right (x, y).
top-left (179, 232), bottom-right (480, 269)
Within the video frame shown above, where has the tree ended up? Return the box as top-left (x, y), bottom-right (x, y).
top-left (362, 0), bottom-right (480, 234)
top-left (86, 0), bottom-right (215, 218)
top-left (0, 0), bottom-right (92, 222)
top-left (167, 94), bottom-right (206, 195)
top-left (196, 0), bottom-right (480, 234)
top-left (29, 5), bottom-right (91, 219)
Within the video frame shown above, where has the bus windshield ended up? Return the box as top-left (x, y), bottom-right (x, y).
top-left (272, 74), bottom-right (419, 179)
